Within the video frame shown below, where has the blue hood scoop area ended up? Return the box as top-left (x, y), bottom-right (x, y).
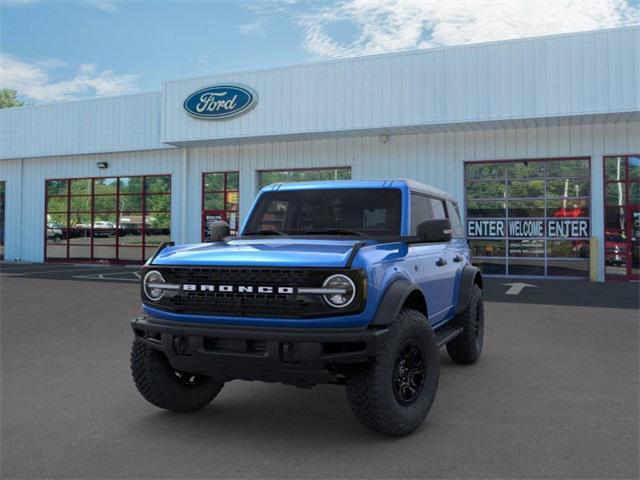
top-left (151, 238), bottom-right (369, 268)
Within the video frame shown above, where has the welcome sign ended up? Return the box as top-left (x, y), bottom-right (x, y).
top-left (467, 219), bottom-right (590, 239)
top-left (184, 85), bottom-right (257, 120)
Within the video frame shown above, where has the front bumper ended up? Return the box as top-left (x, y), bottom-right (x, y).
top-left (131, 316), bottom-right (388, 386)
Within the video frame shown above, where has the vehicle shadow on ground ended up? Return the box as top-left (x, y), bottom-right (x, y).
top-left (127, 355), bottom-right (463, 447)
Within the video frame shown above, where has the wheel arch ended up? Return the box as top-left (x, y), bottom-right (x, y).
top-left (370, 279), bottom-right (428, 327)
top-left (455, 265), bottom-right (483, 316)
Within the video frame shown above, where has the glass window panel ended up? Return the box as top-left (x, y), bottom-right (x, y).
top-left (70, 179), bottom-right (91, 194)
top-left (258, 168), bottom-right (351, 188)
top-left (118, 228), bottom-right (143, 247)
top-left (508, 200), bottom-right (545, 217)
top-left (93, 246), bottom-right (117, 260)
top-left (145, 194), bottom-right (170, 212)
top-left (547, 240), bottom-right (590, 258)
top-left (466, 182), bottom-right (505, 199)
top-left (204, 193), bottom-right (224, 210)
top-left (69, 213), bottom-right (91, 229)
top-left (630, 183), bottom-right (639, 205)
top-left (145, 214), bottom-right (171, 246)
top-left (410, 195), bottom-right (430, 234)
top-left (429, 198), bottom-right (447, 220)
top-left (465, 163), bottom-right (505, 180)
top-left (46, 244), bottom-right (68, 258)
top-left (119, 246), bottom-right (143, 261)
top-left (547, 178), bottom-right (589, 198)
top-left (69, 196), bottom-right (90, 212)
top-left (226, 211), bottom-right (239, 232)
top-left (93, 178), bottom-right (117, 194)
top-left (119, 177), bottom-right (143, 194)
top-left (466, 200), bottom-right (506, 218)
top-left (508, 258), bottom-right (545, 276)
top-left (46, 180), bottom-right (67, 196)
top-left (469, 240), bottom-right (506, 257)
top-left (629, 156), bottom-right (639, 180)
top-left (227, 172), bottom-right (239, 190)
top-left (507, 179), bottom-right (545, 198)
top-left (93, 195), bottom-right (117, 212)
top-left (47, 196), bottom-right (68, 213)
top-left (145, 176), bottom-right (171, 193)
top-left (546, 159), bottom-right (589, 178)
top-left (446, 200), bottom-right (464, 238)
top-left (69, 245), bottom-right (91, 259)
top-left (547, 199), bottom-right (589, 218)
top-left (46, 213), bottom-right (68, 229)
top-left (547, 260), bottom-right (589, 277)
top-left (46, 226), bottom-right (66, 244)
top-left (473, 258), bottom-right (506, 275)
top-left (93, 213), bottom-right (117, 227)
top-left (119, 194), bottom-right (142, 212)
top-left (92, 232), bottom-right (116, 245)
top-left (605, 157), bottom-right (626, 181)
top-left (507, 161), bottom-right (545, 178)
top-left (146, 213), bottom-right (171, 230)
top-left (226, 191), bottom-right (239, 211)
top-left (204, 173), bottom-right (225, 191)
top-left (605, 207), bottom-right (627, 236)
top-left (508, 239), bottom-right (545, 257)
top-left (606, 183), bottom-right (626, 205)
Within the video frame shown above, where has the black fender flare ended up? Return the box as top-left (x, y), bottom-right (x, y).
top-left (455, 265), bottom-right (483, 316)
top-left (370, 278), bottom-right (425, 327)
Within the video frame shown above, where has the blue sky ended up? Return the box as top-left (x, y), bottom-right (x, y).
top-left (1, 0), bottom-right (639, 103)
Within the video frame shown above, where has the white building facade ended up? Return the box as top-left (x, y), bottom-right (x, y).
top-left (1, 27), bottom-right (638, 281)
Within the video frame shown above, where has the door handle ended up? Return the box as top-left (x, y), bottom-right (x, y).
top-left (453, 255), bottom-right (463, 263)
top-left (435, 257), bottom-right (447, 267)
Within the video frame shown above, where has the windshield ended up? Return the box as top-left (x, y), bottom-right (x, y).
top-left (244, 188), bottom-right (402, 236)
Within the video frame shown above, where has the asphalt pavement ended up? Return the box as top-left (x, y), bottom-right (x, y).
top-left (1, 263), bottom-right (638, 479)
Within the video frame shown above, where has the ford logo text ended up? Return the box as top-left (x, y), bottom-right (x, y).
top-left (183, 85), bottom-right (257, 120)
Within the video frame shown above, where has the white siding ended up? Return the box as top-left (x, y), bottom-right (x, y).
top-left (0, 92), bottom-right (168, 160)
top-left (162, 27), bottom-right (639, 145)
top-left (2, 121), bottom-right (637, 277)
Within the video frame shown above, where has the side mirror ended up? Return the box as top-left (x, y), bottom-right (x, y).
top-left (416, 219), bottom-right (452, 243)
top-left (206, 220), bottom-right (230, 242)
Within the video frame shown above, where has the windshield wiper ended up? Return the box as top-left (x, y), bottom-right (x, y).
top-left (304, 228), bottom-right (365, 236)
top-left (244, 229), bottom-right (287, 236)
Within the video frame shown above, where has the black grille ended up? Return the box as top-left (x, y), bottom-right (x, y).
top-left (144, 267), bottom-right (364, 319)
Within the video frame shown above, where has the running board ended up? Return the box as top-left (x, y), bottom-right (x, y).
top-left (435, 325), bottom-right (463, 348)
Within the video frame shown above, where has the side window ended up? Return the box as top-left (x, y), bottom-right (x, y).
top-left (410, 193), bottom-right (431, 235)
top-left (446, 200), bottom-right (464, 238)
top-left (429, 198), bottom-right (447, 220)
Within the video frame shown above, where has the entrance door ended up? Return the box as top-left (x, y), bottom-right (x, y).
top-left (604, 155), bottom-right (639, 280)
top-left (202, 171), bottom-right (239, 241)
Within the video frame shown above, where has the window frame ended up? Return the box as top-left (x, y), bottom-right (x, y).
top-left (44, 174), bottom-right (171, 263)
top-left (464, 157), bottom-right (592, 278)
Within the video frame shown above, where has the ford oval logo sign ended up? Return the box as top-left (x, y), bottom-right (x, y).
top-left (183, 85), bottom-right (257, 120)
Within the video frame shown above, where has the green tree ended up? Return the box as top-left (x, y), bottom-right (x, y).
top-left (0, 89), bottom-right (25, 109)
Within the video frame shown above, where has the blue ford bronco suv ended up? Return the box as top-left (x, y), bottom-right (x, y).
top-left (131, 179), bottom-right (484, 436)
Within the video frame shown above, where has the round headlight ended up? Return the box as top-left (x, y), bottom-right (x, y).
top-left (322, 274), bottom-right (356, 308)
top-left (143, 270), bottom-right (166, 302)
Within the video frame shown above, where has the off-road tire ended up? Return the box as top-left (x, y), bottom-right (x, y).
top-left (345, 309), bottom-right (439, 437)
top-left (446, 284), bottom-right (484, 364)
top-left (131, 340), bottom-right (224, 413)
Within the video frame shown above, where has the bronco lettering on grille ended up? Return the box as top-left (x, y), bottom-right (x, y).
top-left (182, 284), bottom-right (296, 294)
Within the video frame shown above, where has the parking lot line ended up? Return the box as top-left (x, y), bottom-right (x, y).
top-left (0, 266), bottom-right (138, 276)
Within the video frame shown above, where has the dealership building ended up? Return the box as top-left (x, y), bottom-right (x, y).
top-left (0, 26), bottom-right (638, 281)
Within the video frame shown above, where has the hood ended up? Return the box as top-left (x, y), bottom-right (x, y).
top-left (150, 238), bottom-right (369, 268)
